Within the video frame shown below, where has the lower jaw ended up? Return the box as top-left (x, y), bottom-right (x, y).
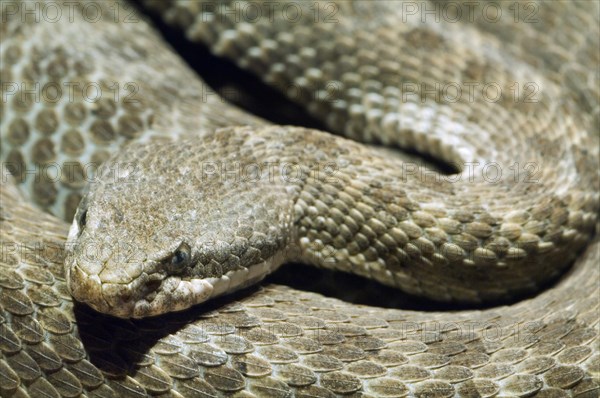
top-left (92, 254), bottom-right (287, 319)
top-left (206, 254), bottom-right (287, 299)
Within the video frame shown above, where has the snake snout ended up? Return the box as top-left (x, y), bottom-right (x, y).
top-left (66, 247), bottom-right (216, 318)
top-left (66, 255), bottom-right (151, 318)
top-left (86, 271), bottom-right (168, 318)
top-left (67, 263), bottom-right (112, 314)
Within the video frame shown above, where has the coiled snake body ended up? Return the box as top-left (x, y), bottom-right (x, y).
top-left (1, 1), bottom-right (599, 397)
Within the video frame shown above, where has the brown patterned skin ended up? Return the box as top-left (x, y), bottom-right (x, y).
top-left (1, 171), bottom-right (599, 397)
top-left (1, 0), bottom-right (599, 396)
top-left (61, 0), bottom-right (599, 317)
top-left (1, 0), bottom-right (262, 221)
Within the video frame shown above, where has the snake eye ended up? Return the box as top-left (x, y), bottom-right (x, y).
top-left (78, 209), bottom-right (87, 229)
top-left (169, 242), bottom-right (192, 268)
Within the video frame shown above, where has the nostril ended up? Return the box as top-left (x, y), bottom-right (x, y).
top-left (145, 279), bottom-right (161, 293)
top-left (120, 289), bottom-right (132, 303)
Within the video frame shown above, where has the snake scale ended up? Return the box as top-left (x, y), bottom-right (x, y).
top-left (1, 0), bottom-right (599, 397)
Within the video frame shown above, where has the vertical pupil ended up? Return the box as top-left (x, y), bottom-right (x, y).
top-left (79, 210), bottom-right (87, 228)
top-left (174, 250), bottom-right (187, 265)
top-left (169, 243), bottom-right (191, 268)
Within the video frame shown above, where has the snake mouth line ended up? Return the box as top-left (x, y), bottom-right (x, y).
top-left (133, 257), bottom-right (283, 318)
top-left (68, 263), bottom-right (215, 318)
top-left (131, 275), bottom-right (214, 318)
top-left (68, 255), bottom-right (284, 318)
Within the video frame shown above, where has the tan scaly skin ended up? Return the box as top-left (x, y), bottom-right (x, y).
top-left (1, 1), bottom-right (599, 396)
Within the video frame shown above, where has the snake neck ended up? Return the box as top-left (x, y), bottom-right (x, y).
top-left (281, 126), bottom-right (598, 304)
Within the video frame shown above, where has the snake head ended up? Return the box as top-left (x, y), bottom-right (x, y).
top-left (64, 132), bottom-right (293, 318)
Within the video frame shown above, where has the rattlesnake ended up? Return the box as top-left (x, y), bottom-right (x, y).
top-left (1, 1), bottom-right (599, 397)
